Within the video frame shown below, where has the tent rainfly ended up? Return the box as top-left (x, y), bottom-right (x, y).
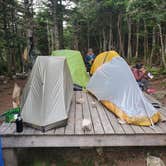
top-left (52, 49), bottom-right (89, 88)
top-left (21, 56), bottom-right (73, 131)
top-left (87, 51), bottom-right (160, 126)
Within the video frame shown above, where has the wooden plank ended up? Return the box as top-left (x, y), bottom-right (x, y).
top-left (75, 91), bottom-right (84, 135)
top-left (152, 123), bottom-right (166, 133)
top-left (92, 97), bottom-right (114, 134)
top-left (141, 93), bottom-right (165, 133)
top-left (144, 93), bottom-right (158, 103)
top-left (65, 93), bottom-right (76, 135)
top-left (54, 126), bottom-right (65, 135)
top-left (158, 122), bottom-right (166, 133)
top-left (161, 106), bottom-right (166, 112)
top-left (144, 93), bottom-right (166, 116)
top-left (130, 125), bottom-right (145, 134)
top-left (120, 124), bottom-right (135, 134)
top-left (0, 123), bottom-right (11, 135)
top-left (9, 123), bottom-right (16, 134)
top-left (82, 92), bottom-right (94, 134)
top-left (2, 123), bottom-right (13, 134)
top-left (22, 126), bottom-right (35, 135)
top-left (87, 94), bottom-right (104, 134)
top-left (104, 108), bottom-right (125, 134)
top-left (141, 126), bottom-right (155, 134)
top-left (43, 129), bottom-right (55, 135)
top-left (0, 123), bottom-right (8, 134)
top-left (151, 115), bottom-right (166, 133)
top-left (2, 134), bottom-right (166, 148)
top-left (3, 123), bottom-right (15, 134)
top-left (160, 111), bottom-right (166, 121)
top-left (159, 108), bottom-right (166, 117)
top-left (33, 129), bottom-right (44, 135)
top-left (145, 94), bottom-right (166, 113)
top-left (158, 108), bottom-right (166, 133)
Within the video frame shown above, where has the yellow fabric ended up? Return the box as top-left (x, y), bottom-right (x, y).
top-left (90, 50), bottom-right (119, 75)
top-left (102, 100), bottom-right (160, 126)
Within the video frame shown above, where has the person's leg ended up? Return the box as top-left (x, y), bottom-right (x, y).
top-left (141, 78), bottom-right (149, 91)
top-left (137, 81), bottom-right (144, 90)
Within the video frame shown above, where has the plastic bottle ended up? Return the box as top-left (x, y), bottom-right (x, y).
top-left (16, 113), bottom-right (23, 133)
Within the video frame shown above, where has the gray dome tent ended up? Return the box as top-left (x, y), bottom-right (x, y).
top-left (21, 56), bottom-right (73, 131)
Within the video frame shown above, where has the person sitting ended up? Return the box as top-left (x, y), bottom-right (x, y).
top-left (131, 64), bottom-right (149, 91)
top-left (84, 48), bottom-right (95, 72)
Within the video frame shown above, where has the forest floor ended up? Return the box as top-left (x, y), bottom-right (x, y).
top-left (0, 76), bottom-right (166, 166)
top-left (149, 75), bottom-right (166, 105)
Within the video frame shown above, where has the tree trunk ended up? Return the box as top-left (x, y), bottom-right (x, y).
top-left (94, 35), bottom-right (100, 51)
top-left (47, 20), bottom-right (51, 54)
top-left (127, 16), bottom-right (132, 61)
top-left (143, 21), bottom-right (148, 63)
top-left (58, 0), bottom-right (64, 49)
top-left (50, 28), bottom-right (54, 51)
top-left (149, 26), bottom-right (156, 66)
top-left (73, 21), bottom-right (79, 50)
top-left (135, 22), bottom-right (139, 58)
top-left (24, 0), bottom-right (34, 68)
top-left (117, 14), bottom-right (124, 56)
top-left (11, 7), bottom-right (16, 73)
top-left (50, 0), bottom-right (60, 50)
top-left (102, 29), bottom-right (107, 51)
top-left (73, 31), bottom-right (79, 50)
top-left (3, 21), bottom-right (10, 74)
top-left (99, 34), bottom-right (102, 52)
top-left (157, 23), bottom-right (166, 68)
top-left (73, 37), bottom-right (79, 50)
top-left (87, 20), bottom-right (90, 49)
top-left (108, 17), bottom-right (113, 50)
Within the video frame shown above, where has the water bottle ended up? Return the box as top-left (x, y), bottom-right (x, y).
top-left (16, 113), bottom-right (23, 133)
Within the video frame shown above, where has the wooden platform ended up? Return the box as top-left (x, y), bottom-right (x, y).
top-left (1, 91), bottom-right (166, 148)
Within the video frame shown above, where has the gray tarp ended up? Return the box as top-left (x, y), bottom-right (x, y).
top-left (21, 56), bottom-right (73, 131)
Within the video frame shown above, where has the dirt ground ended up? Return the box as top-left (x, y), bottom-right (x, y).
top-left (0, 76), bottom-right (166, 166)
top-left (149, 76), bottom-right (166, 105)
top-left (0, 78), bottom-right (27, 115)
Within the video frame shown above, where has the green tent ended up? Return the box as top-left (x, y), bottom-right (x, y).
top-left (52, 50), bottom-right (89, 87)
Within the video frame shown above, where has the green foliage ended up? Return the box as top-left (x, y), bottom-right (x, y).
top-left (129, 0), bottom-right (166, 24)
top-left (129, 57), bottom-right (139, 66)
top-left (0, 0), bottom-right (166, 71)
top-left (159, 68), bottom-right (166, 75)
top-left (147, 67), bottom-right (160, 76)
top-left (35, 10), bottom-right (50, 55)
top-left (146, 67), bottom-right (166, 76)
top-left (63, 27), bottom-right (74, 49)
top-left (0, 0), bottom-right (27, 74)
